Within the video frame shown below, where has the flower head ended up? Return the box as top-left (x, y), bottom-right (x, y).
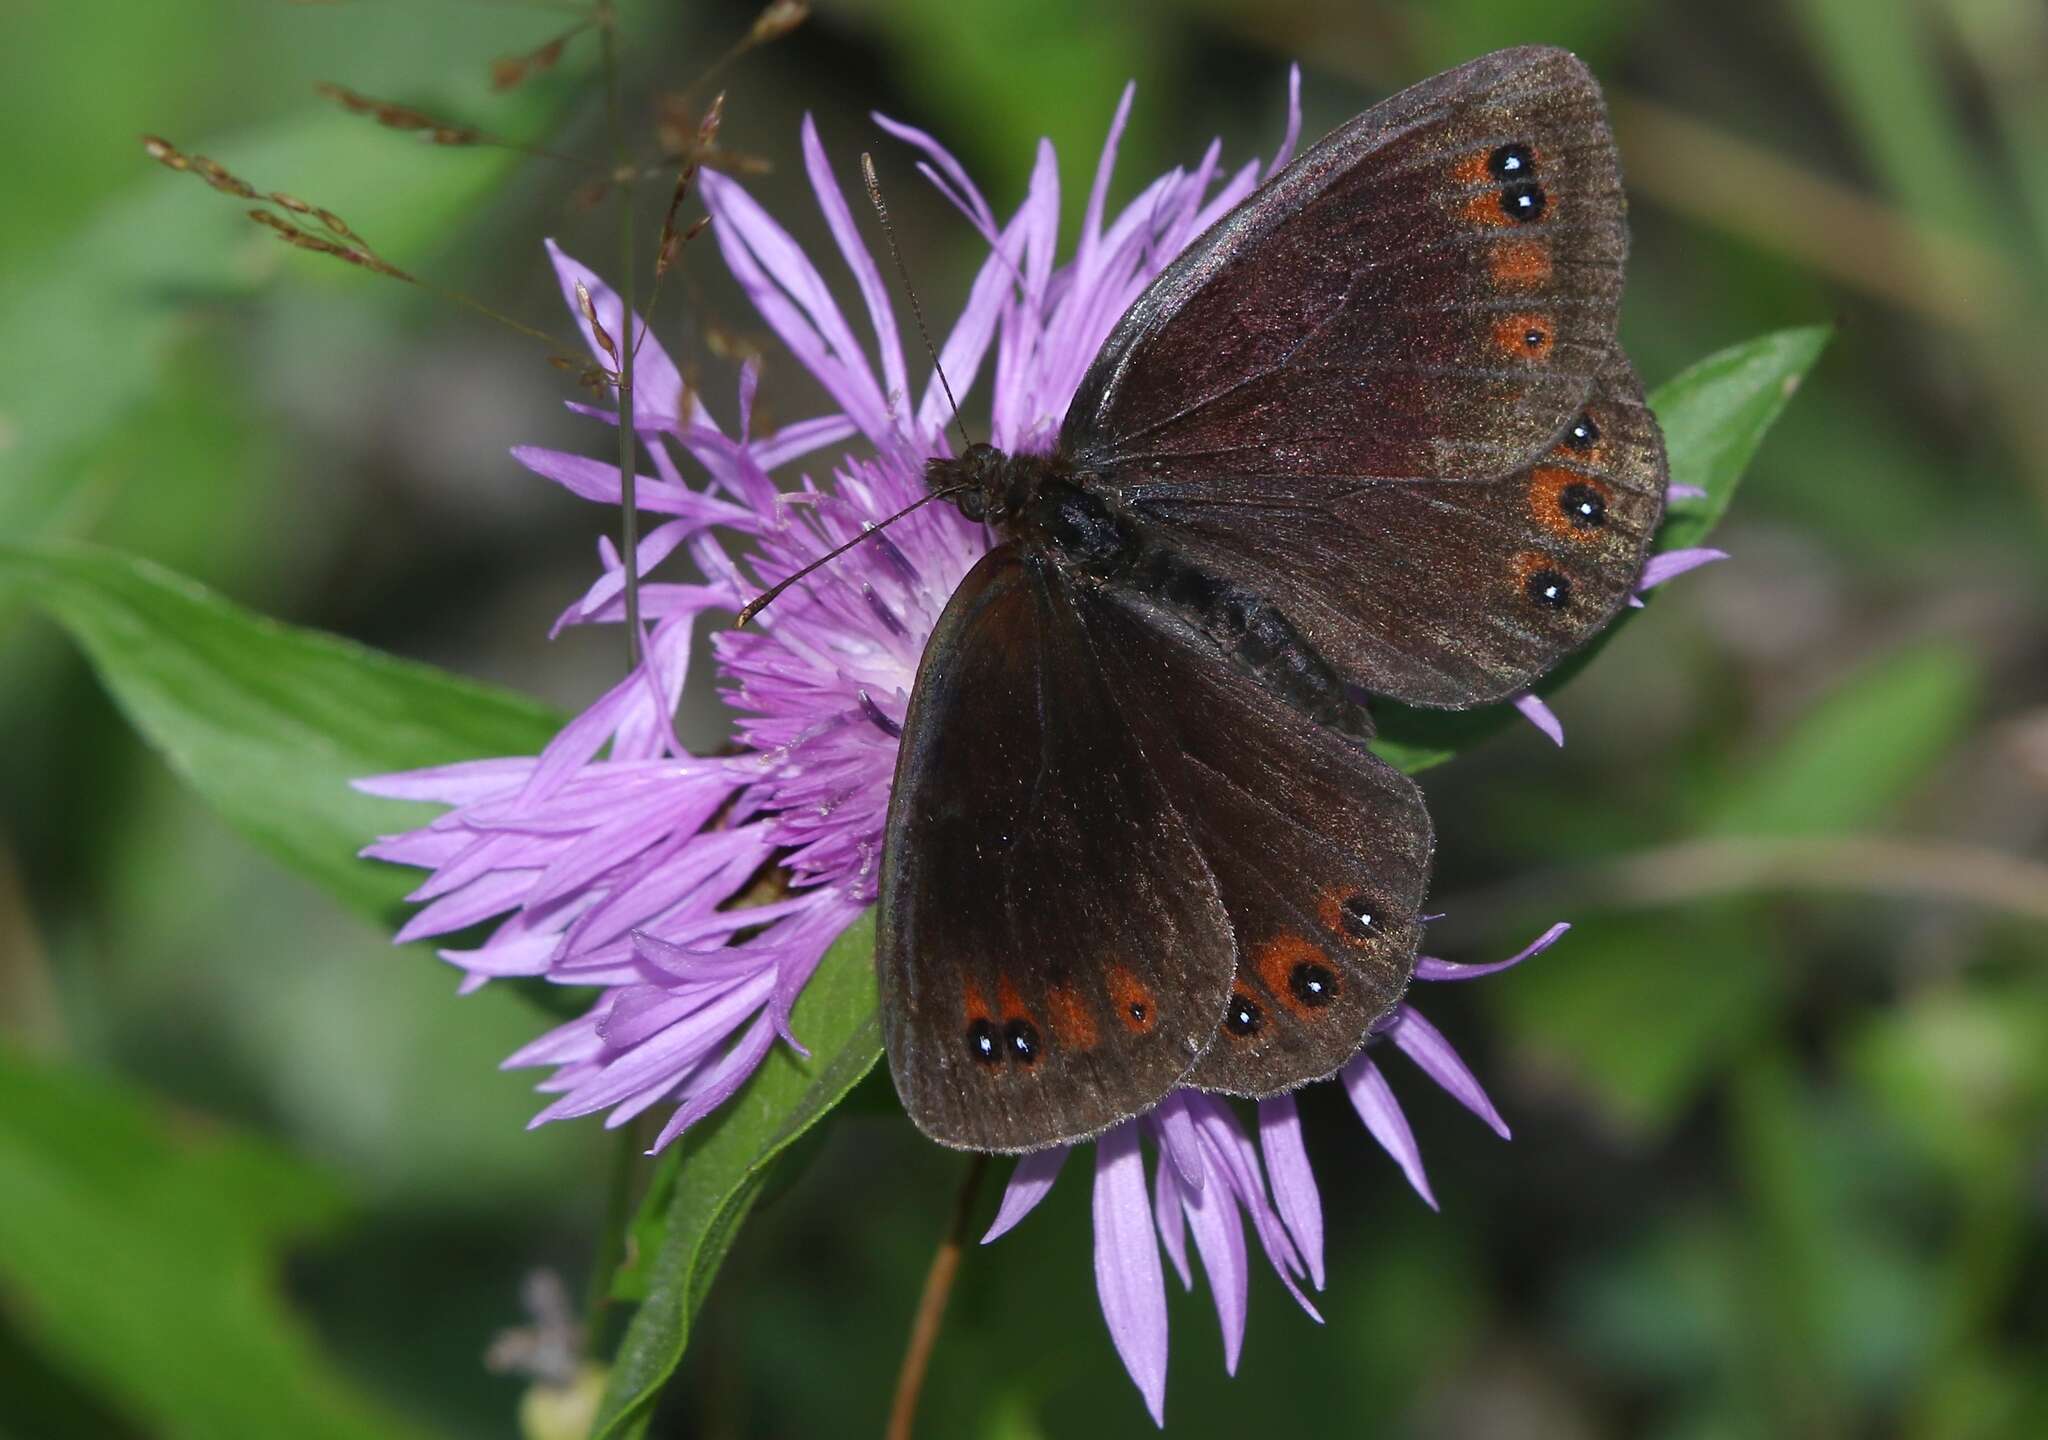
top-left (361, 75), bottom-right (1665, 1424)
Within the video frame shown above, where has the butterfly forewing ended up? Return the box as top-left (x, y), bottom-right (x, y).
top-left (1129, 352), bottom-right (1667, 707)
top-left (1064, 46), bottom-right (1625, 490)
top-left (1079, 593), bottom-right (1434, 1094)
top-left (877, 548), bottom-right (1237, 1152)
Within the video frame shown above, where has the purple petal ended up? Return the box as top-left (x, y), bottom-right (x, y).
top-left (1669, 482), bottom-right (1708, 501)
top-left (752, 413), bottom-right (859, 473)
top-left (1268, 65), bottom-right (1303, 176)
top-left (801, 115), bottom-right (910, 410)
top-left (1153, 1093), bottom-right (1207, 1193)
top-left (870, 111), bottom-right (998, 240)
top-left (645, 1014), bottom-right (779, 1151)
top-left (1639, 547), bottom-right (1729, 592)
top-left (1514, 691), bottom-right (1565, 747)
top-left (353, 757), bottom-right (532, 805)
top-left (1257, 1095), bottom-right (1325, 1290)
top-left (1416, 921), bottom-right (1571, 982)
top-left (544, 240), bottom-right (695, 428)
top-left (1093, 1122), bottom-right (1169, 1426)
top-left (1177, 1144), bottom-right (1249, 1374)
top-left (1182, 1098), bottom-right (1320, 1322)
top-left (1384, 1005), bottom-right (1511, 1140)
top-left (1078, 82), bottom-right (1136, 266)
top-left (983, 1146), bottom-right (1070, 1244)
top-left (1152, 1153), bottom-right (1192, 1289)
top-left (915, 207), bottom-right (1024, 436)
top-left (1342, 1057), bottom-right (1437, 1210)
top-left (699, 170), bottom-right (890, 441)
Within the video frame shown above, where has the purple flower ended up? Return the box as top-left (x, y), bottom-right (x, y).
top-left (360, 78), bottom-right (1315, 1155)
top-left (357, 75), bottom-right (1635, 1422)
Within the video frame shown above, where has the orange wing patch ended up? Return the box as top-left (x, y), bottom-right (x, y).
top-left (1044, 982), bottom-right (1100, 1050)
top-left (961, 981), bottom-right (993, 1024)
top-left (1461, 190), bottom-right (1517, 230)
top-left (1489, 238), bottom-right (1552, 289)
top-left (1528, 466), bottom-right (1611, 542)
top-left (1254, 934), bottom-right (1343, 1021)
top-left (1493, 313), bottom-right (1555, 362)
top-left (1107, 966), bottom-right (1158, 1034)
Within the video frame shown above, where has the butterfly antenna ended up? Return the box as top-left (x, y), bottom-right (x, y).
top-left (861, 151), bottom-right (972, 455)
top-left (735, 485), bottom-right (971, 628)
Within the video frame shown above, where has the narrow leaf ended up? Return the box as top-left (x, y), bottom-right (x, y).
top-left (0, 542), bottom-right (561, 920)
top-left (1655, 324), bottom-right (1832, 553)
top-left (592, 915), bottom-right (884, 1440)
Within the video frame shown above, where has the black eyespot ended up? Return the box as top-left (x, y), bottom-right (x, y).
top-left (1566, 413), bottom-right (1600, 450)
top-left (1501, 182), bottom-right (1546, 223)
top-left (1526, 568), bottom-right (1572, 608)
top-left (1488, 143), bottom-right (1535, 179)
top-left (1224, 993), bottom-right (1263, 1037)
top-left (966, 1019), bottom-right (1000, 1066)
top-left (1559, 483), bottom-right (1607, 529)
top-left (1339, 894), bottom-right (1377, 937)
top-left (1289, 962), bottom-right (1338, 1008)
top-left (1004, 1018), bottom-right (1041, 1065)
top-left (1524, 327), bottom-right (1547, 350)
top-left (1128, 1001), bottom-right (1148, 1024)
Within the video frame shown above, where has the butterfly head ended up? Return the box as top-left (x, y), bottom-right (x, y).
top-left (926, 441), bottom-right (1015, 524)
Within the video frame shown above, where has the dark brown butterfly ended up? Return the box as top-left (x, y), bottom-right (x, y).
top-left (876, 47), bottom-right (1667, 1152)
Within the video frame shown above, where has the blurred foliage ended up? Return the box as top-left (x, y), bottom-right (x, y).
top-left (4, 1), bottom-right (2047, 1439)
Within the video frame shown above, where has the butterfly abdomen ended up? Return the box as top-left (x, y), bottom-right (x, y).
top-left (1130, 545), bottom-right (1374, 739)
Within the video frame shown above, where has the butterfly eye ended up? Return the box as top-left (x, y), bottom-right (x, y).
top-left (1488, 142), bottom-right (1535, 179)
top-left (1004, 1018), bottom-right (1043, 1065)
top-left (966, 1018), bottom-right (1001, 1066)
top-left (1288, 962), bottom-right (1338, 1008)
top-left (1559, 483), bottom-right (1607, 529)
top-left (1500, 181), bottom-right (1546, 223)
top-left (1525, 568), bottom-right (1572, 609)
top-left (1224, 992), bottom-right (1264, 1037)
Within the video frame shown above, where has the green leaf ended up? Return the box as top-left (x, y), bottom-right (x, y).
top-left (0, 1043), bottom-right (443, 1440)
top-left (0, 542), bottom-right (561, 920)
top-left (1373, 324), bottom-right (1832, 770)
top-left (592, 915), bottom-right (885, 1440)
top-left (1655, 324), bottom-right (1833, 553)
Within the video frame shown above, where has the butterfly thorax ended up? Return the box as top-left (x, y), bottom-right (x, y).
top-left (928, 443), bottom-right (1135, 575)
top-left (928, 444), bottom-right (1371, 737)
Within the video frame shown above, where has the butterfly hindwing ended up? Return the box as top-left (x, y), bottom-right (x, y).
top-left (1064, 46), bottom-right (1625, 490)
top-left (1126, 352), bottom-right (1668, 707)
top-left (877, 547), bottom-right (1237, 1152)
top-left (1078, 591), bottom-right (1434, 1095)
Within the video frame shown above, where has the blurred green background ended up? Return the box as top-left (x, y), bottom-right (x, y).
top-left (4, 0), bottom-right (2046, 1436)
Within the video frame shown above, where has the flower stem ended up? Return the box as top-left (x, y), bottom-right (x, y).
top-left (597, 0), bottom-right (642, 667)
top-left (884, 1153), bottom-right (990, 1440)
